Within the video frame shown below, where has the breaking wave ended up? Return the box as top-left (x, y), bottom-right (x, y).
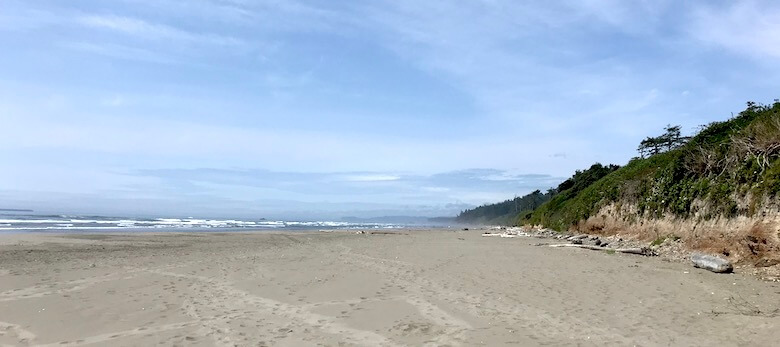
top-left (0, 214), bottom-right (404, 232)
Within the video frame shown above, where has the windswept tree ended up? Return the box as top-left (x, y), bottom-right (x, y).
top-left (637, 124), bottom-right (690, 158)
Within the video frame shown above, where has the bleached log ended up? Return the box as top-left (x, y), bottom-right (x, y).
top-left (369, 231), bottom-right (408, 235)
top-left (549, 244), bottom-right (605, 251)
top-left (690, 253), bottom-right (733, 273)
top-left (615, 247), bottom-right (652, 255)
top-left (548, 244), bottom-right (654, 256)
top-left (567, 235), bottom-right (589, 241)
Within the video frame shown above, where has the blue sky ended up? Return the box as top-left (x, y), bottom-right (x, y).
top-left (2, 0), bottom-right (779, 219)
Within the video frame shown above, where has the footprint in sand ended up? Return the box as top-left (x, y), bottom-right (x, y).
top-left (392, 322), bottom-right (435, 335)
top-left (0, 321), bottom-right (37, 345)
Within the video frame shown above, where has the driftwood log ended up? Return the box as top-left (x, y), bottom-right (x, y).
top-left (567, 235), bottom-right (589, 241)
top-left (690, 253), bottom-right (733, 273)
top-left (370, 231), bottom-right (408, 235)
top-left (548, 244), bottom-right (655, 256)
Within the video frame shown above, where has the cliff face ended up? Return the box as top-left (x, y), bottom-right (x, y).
top-left (523, 101), bottom-right (780, 264)
top-left (579, 201), bottom-right (780, 264)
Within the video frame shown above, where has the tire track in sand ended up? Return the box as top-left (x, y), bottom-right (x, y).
top-left (336, 244), bottom-right (473, 346)
top-left (33, 321), bottom-right (197, 347)
top-left (336, 243), bottom-right (681, 345)
top-left (147, 268), bottom-right (401, 347)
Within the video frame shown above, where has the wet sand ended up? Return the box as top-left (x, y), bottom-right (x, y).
top-left (1, 229), bottom-right (779, 346)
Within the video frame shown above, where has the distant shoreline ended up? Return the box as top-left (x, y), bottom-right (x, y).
top-left (0, 208), bottom-right (33, 212)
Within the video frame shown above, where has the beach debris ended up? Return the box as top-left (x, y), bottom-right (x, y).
top-left (617, 247), bottom-right (657, 256)
top-left (549, 243), bottom-right (656, 256)
top-left (481, 226), bottom-right (566, 239)
top-left (690, 253), bottom-right (733, 273)
top-left (356, 230), bottom-right (366, 234)
top-left (370, 231), bottom-right (407, 235)
top-left (754, 258), bottom-right (780, 268)
top-left (482, 227), bottom-right (529, 238)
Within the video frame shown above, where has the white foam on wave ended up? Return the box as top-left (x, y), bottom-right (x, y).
top-left (0, 215), bottom-right (406, 231)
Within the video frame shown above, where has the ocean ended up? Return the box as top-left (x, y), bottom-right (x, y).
top-left (0, 212), bottom-right (416, 233)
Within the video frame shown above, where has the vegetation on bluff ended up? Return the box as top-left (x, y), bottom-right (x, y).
top-left (456, 163), bottom-right (620, 225)
top-left (456, 189), bottom-right (555, 225)
top-left (455, 189), bottom-right (557, 225)
top-left (524, 101), bottom-right (780, 231)
top-left (457, 100), bottom-right (780, 235)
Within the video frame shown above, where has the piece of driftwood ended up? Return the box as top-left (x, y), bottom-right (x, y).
top-left (549, 244), bottom-right (655, 256)
top-left (370, 231), bottom-right (408, 235)
top-left (690, 253), bottom-right (733, 273)
top-left (614, 247), bottom-right (652, 255)
top-left (549, 244), bottom-right (606, 251)
top-left (482, 233), bottom-right (502, 237)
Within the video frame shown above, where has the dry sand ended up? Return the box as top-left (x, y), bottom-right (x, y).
top-left (1, 229), bottom-right (779, 346)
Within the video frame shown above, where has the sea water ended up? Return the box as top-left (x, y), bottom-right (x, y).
top-left (0, 212), bottom-right (411, 233)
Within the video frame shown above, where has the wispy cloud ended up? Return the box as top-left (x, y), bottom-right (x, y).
top-left (342, 174), bottom-right (401, 182)
top-left (115, 0), bottom-right (349, 33)
top-left (0, 165), bottom-right (562, 218)
top-left (690, 1), bottom-right (780, 60)
top-left (0, 110), bottom-right (586, 175)
top-left (61, 41), bottom-right (177, 64)
top-left (101, 94), bottom-right (128, 107)
top-left (0, 3), bottom-right (59, 31)
top-left (352, 1), bottom-right (678, 130)
top-left (128, 168), bottom-right (562, 205)
top-left (77, 14), bottom-right (242, 46)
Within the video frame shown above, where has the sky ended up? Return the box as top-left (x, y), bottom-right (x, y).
top-left (1, 0), bottom-right (780, 219)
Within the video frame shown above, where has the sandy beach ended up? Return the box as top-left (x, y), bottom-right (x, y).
top-left (1, 229), bottom-right (779, 346)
